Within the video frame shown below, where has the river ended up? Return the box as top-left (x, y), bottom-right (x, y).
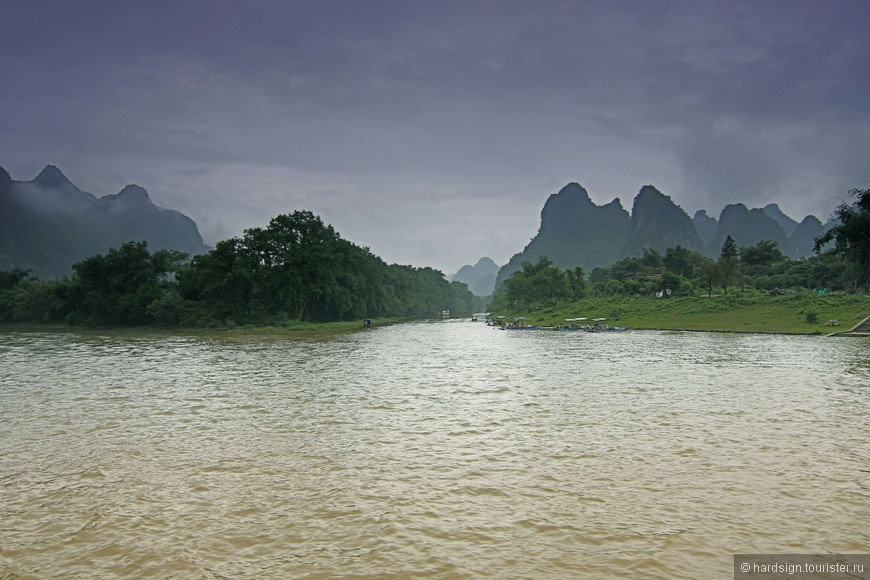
top-left (1, 321), bottom-right (868, 578)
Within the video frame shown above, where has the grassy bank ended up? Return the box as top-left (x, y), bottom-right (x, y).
top-left (493, 292), bottom-right (870, 335)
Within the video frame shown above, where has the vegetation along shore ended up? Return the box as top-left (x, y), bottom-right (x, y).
top-left (0, 211), bottom-right (480, 329)
top-left (488, 293), bottom-right (869, 336)
top-left (486, 187), bottom-right (870, 336)
top-left (2, 188), bottom-right (869, 335)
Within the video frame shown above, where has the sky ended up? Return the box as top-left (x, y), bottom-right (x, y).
top-left (2, 0), bottom-right (868, 274)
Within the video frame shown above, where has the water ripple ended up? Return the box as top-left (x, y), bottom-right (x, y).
top-left (1, 323), bottom-right (869, 578)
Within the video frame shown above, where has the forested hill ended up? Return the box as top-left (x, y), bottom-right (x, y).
top-left (0, 164), bottom-right (209, 278)
top-left (495, 183), bottom-right (831, 288)
top-left (0, 210), bottom-right (477, 327)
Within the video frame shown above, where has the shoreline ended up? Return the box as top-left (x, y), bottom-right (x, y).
top-left (3, 319), bottom-right (865, 338)
top-left (0, 318), bottom-right (403, 338)
top-left (4, 293), bottom-right (870, 337)
top-left (487, 293), bottom-right (870, 337)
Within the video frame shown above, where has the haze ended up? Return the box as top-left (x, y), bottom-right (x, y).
top-left (2, 0), bottom-right (868, 274)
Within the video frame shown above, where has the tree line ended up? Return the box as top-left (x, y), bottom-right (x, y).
top-left (490, 188), bottom-right (870, 312)
top-left (0, 211), bottom-right (478, 327)
top-left (3, 189), bottom-right (867, 326)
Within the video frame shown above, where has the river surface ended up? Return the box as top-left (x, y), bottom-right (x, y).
top-left (1, 321), bottom-right (869, 579)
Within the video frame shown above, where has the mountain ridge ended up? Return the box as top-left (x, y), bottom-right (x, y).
top-left (496, 183), bottom-right (632, 289)
top-left (494, 182), bottom-right (831, 290)
top-left (450, 257), bottom-right (499, 296)
top-left (1, 164), bottom-right (209, 278)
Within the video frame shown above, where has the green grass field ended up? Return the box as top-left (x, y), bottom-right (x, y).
top-left (493, 292), bottom-right (870, 335)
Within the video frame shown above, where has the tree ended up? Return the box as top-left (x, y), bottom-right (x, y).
top-left (623, 275), bottom-right (653, 297)
top-left (740, 240), bottom-right (785, 267)
top-left (717, 235), bottom-right (741, 294)
top-left (815, 187), bottom-right (870, 287)
top-left (641, 247), bottom-right (663, 269)
top-left (184, 237), bottom-right (255, 321)
top-left (0, 277), bottom-right (72, 323)
top-left (565, 266), bottom-right (586, 300)
top-left (721, 235), bottom-right (739, 260)
top-left (588, 266), bottom-right (611, 283)
top-left (610, 256), bottom-right (644, 281)
top-left (0, 268), bottom-right (33, 291)
top-left (535, 266), bottom-right (570, 306)
top-left (698, 257), bottom-right (717, 298)
top-left (247, 211), bottom-right (346, 320)
top-left (658, 271), bottom-right (682, 297)
top-left (500, 256), bottom-right (569, 308)
top-left (0, 210), bottom-right (480, 326)
top-left (663, 246), bottom-right (695, 278)
top-left (69, 241), bottom-right (186, 326)
top-left (602, 279), bottom-right (625, 297)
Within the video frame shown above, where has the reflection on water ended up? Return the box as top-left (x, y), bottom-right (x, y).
top-left (1, 323), bottom-right (869, 578)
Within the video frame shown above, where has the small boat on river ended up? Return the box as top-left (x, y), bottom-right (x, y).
top-left (499, 316), bottom-right (541, 330)
top-left (586, 318), bottom-right (627, 332)
top-left (554, 317), bottom-right (588, 331)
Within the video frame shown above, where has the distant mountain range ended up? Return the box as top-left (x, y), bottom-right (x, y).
top-left (3, 166), bottom-right (833, 290)
top-left (449, 257), bottom-right (499, 296)
top-left (1, 165), bottom-right (209, 278)
top-left (494, 183), bottom-right (832, 289)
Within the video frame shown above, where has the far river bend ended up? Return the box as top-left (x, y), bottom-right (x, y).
top-left (1, 321), bottom-right (869, 579)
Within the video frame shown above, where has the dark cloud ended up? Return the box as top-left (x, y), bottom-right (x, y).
top-left (2, 0), bottom-right (868, 272)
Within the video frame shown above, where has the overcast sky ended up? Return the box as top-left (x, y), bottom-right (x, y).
top-left (2, 0), bottom-right (868, 274)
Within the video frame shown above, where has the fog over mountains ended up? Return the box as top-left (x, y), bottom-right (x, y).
top-left (0, 165), bottom-right (209, 278)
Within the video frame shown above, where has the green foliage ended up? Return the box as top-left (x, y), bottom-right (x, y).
top-left (815, 187), bottom-right (870, 288)
top-left (0, 278), bottom-right (73, 323)
top-left (602, 279), bottom-right (625, 297)
top-left (0, 210), bottom-right (477, 327)
top-left (588, 266), bottom-right (611, 283)
top-left (659, 271), bottom-right (682, 296)
top-left (610, 256), bottom-right (645, 281)
top-left (1, 200), bottom-right (863, 330)
top-left (740, 240), bottom-right (785, 267)
top-left (805, 309), bottom-right (819, 324)
top-left (68, 241), bottom-right (187, 326)
top-left (489, 291), bottom-right (867, 335)
top-left (716, 257), bottom-right (741, 295)
top-left (623, 276), bottom-right (653, 297)
top-left (566, 266), bottom-right (586, 300)
top-left (715, 236), bottom-right (742, 295)
top-left (605, 307), bottom-right (625, 320)
top-left (0, 268), bottom-right (33, 292)
top-left (720, 235), bottom-right (739, 260)
top-left (641, 247), bottom-right (663, 269)
top-left (493, 238), bottom-right (851, 310)
top-left (663, 246), bottom-right (695, 278)
top-left (500, 256), bottom-right (570, 309)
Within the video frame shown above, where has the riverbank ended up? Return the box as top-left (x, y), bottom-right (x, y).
top-left (0, 317), bottom-right (403, 337)
top-left (490, 292), bottom-right (870, 335)
top-left (5, 293), bottom-right (869, 336)
top-left (218, 317), bottom-right (401, 335)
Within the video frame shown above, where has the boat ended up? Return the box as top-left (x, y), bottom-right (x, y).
top-left (585, 318), bottom-right (627, 332)
top-left (499, 316), bottom-right (541, 330)
top-left (554, 317), bottom-right (588, 331)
